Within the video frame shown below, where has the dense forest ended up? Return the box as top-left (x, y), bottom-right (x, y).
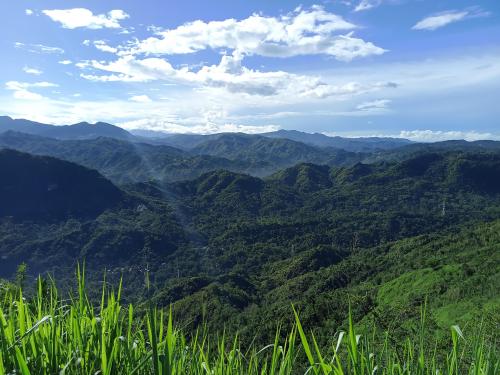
top-left (0, 121), bottom-right (499, 373)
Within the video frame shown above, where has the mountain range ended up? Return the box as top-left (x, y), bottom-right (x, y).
top-left (0, 116), bottom-right (499, 347)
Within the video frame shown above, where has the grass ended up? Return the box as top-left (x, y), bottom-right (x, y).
top-left (0, 266), bottom-right (498, 374)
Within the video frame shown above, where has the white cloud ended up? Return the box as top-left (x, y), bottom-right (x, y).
top-left (79, 53), bottom-right (397, 98)
top-left (25, 9), bottom-right (34, 16)
top-left (413, 7), bottom-right (490, 31)
top-left (58, 60), bottom-right (72, 65)
top-left (118, 118), bottom-right (279, 134)
top-left (354, 0), bottom-right (382, 12)
top-left (3, 52), bottom-right (498, 136)
top-left (23, 66), bottom-right (43, 75)
top-left (356, 99), bottom-right (391, 111)
top-left (42, 8), bottom-right (129, 29)
top-left (413, 11), bottom-right (468, 31)
top-left (302, 81), bottom-right (397, 99)
top-left (129, 94), bottom-right (152, 103)
top-left (128, 6), bottom-right (386, 61)
top-left (399, 130), bottom-right (499, 142)
top-left (5, 81), bottom-right (58, 101)
top-left (92, 40), bottom-right (118, 53)
top-left (14, 42), bottom-right (64, 54)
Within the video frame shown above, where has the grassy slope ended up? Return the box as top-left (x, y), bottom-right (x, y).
top-left (0, 269), bottom-right (498, 374)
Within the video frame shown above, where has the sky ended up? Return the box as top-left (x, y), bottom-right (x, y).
top-left (0, 0), bottom-right (499, 141)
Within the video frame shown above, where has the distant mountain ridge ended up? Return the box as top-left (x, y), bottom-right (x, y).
top-left (0, 131), bottom-right (366, 183)
top-left (0, 131), bottom-right (265, 183)
top-left (0, 116), bottom-right (132, 140)
top-left (189, 133), bottom-right (363, 168)
top-left (134, 129), bottom-right (414, 152)
top-left (261, 129), bottom-right (414, 152)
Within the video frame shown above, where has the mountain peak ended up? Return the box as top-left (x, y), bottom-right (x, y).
top-left (269, 163), bottom-right (332, 192)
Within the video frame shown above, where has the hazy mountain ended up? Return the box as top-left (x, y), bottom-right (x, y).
top-left (261, 129), bottom-right (413, 151)
top-left (0, 131), bottom-right (265, 183)
top-left (153, 133), bottom-right (222, 149)
top-left (0, 116), bottom-right (132, 140)
top-left (140, 130), bottom-right (414, 153)
top-left (189, 133), bottom-right (366, 168)
top-left (129, 129), bottom-right (176, 139)
top-left (368, 139), bottom-right (500, 163)
top-left (0, 131), bottom-right (365, 183)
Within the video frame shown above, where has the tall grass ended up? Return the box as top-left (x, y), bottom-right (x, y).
top-left (0, 267), bottom-right (498, 374)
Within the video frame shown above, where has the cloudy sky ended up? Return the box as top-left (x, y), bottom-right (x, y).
top-left (1, 0), bottom-right (499, 140)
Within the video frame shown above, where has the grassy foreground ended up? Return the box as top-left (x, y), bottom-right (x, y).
top-left (0, 269), bottom-right (498, 375)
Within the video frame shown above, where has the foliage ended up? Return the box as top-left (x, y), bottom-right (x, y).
top-left (0, 271), bottom-right (498, 374)
top-left (0, 146), bottom-right (499, 354)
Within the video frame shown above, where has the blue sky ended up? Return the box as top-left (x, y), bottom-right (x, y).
top-left (0, 0), bottom-right (499, 140)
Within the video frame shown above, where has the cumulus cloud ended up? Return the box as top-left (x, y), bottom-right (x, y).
top-left (412, 7), bottom-right (490, 31)
top-left (129, 95), bottom-right (152, 103)
top-left (128, 6), bottom-right (386, 61)
top-left (2, 53), bottom-right (499, 136)
top-left (42, 8), bottom-right (129, 29)
top-left (79, 53), bottom-right (397, 98)
top-left (25, 9), bottom-right (34, 16)
top-left (5, 81), bottom-right (58, 100)
top-left (399, 130), bottom-right (498, 142)
top-left (23, 66), bottom-right (43, 75)
top-left (58, 60), bottom-right (72, 65)
top-left (72, 6), bottom-right (388, 100)
top-left (14, 42), bottom-right (64, 54)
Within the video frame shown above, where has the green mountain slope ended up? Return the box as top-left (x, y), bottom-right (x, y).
top-left (145, 151), bottom-right (500, 342)
top-left (190, 133), bottom-right (365, 168)
top-left (262, 129), bottom-right (413, 151)
top-left (0, 149), bottom-right (122, 219)
top-left (0, 150), bottom-right (185, 289)
top-left (0, 131), bottom-right (366, 183)
top-left (155, 218), bottom-right (500, 346)
top-left (0, 146), bottom-right (498, 349)
top-left (0, 131), bottom-right (268, 183)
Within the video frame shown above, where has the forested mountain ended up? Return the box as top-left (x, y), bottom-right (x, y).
top-left (0, 150), bottom-right (186, 290)
top-left (366, 139), bottom-right (500, 163)
top-left (133, 128), bottom-right (414, 152)
top-left (262, 129), bottom-right (413, 151)
top-left (152, 151), bottom-right (500, 342)
top-left (0, 135), bottom-right (499, 349)
top-left (0, 131), bottom-right (365, 182)
top-left (0, 131), bottom-right (265, 183)
top-left (190, 133), bottom-right (364, 168)
top-left (0, 149), bottom-right (122, 219)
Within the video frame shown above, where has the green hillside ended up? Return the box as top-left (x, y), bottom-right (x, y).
top-left (0, 147), bottom-right (498, 355)
top-left (0, 150), bottom-right (185, 293)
